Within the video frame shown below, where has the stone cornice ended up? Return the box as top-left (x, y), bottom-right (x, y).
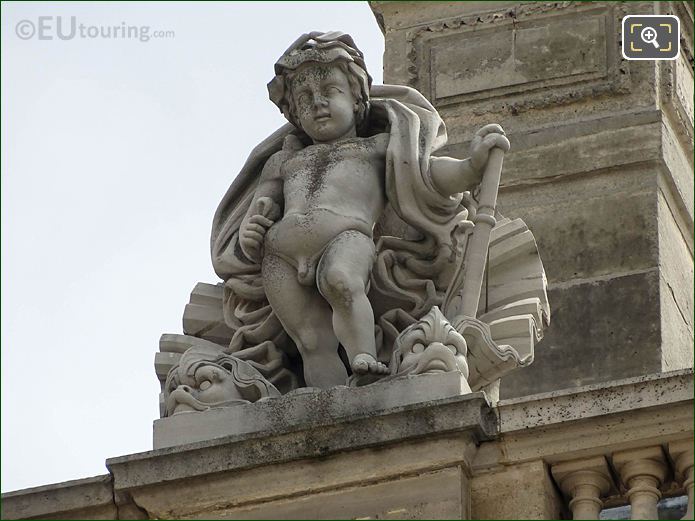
top-left (486, 370), bottom-right (693, 467)
top-left (107, 392), bottom-right (495, 492)
top-left (498, 368), bottom-right (693, 433)
top-left (0, 475), bottom-right (116, 520)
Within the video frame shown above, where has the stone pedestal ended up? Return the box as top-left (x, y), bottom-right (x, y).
top-left (110, 392), bottom-right (495, 519)
top-left (154, 371), bottom-right (471, 449)
top-left (370, 0), bottom-right (694, 398)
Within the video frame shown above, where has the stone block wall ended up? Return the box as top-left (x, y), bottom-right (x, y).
top-left (371, 0), bottom-right (694, 398)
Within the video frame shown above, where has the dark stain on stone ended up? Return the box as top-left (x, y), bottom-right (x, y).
top-left (306, 145), bottom-right (332, 197)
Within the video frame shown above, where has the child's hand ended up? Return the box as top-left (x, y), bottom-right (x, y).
top-left (470, 124), bottom-right (510, 176)
top-left (240, 197), bottom-right (280, 263)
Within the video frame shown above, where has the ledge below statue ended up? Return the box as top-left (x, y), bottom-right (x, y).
top-left (153, 371), bottom-right (479, 449)
top-left (2, 370), bottom-right (690, 520)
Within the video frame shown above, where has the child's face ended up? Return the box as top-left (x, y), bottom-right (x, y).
top-left (290, 63), bottom-right (358, 143)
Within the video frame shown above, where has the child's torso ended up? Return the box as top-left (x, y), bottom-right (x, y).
top-left (264, 134), bottom-right (388, 274)
top-left (280, 134), bottom-right (387, 222)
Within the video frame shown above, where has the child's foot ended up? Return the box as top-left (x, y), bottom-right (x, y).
top-left (352, 353), bottom-right (389, 375)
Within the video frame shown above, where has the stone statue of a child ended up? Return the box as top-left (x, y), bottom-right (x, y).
top-left (231, 32), bottom-right (509, 389)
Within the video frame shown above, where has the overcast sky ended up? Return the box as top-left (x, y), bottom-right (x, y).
top-left (1, 1), bottom-right (385, 493)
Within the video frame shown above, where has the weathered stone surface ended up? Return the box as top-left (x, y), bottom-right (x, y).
top-left (613, 446), bottom-right (669, 519)
top-left (464, 372), bottom-right (692, 520)
top-left (661, 117), bottom-right (694, 222)
top-left (108, 394), bottom-right (492, 519)
top-left (113, 392), bottom-right (494, 489)
top-left (500, 271), bottom-right (661, 398)
top-left (497, 369), bottom-right (693, 433)
top-left (4, 370), bottom-right (692, 520)
top-left (497, 165), bottom-right (658, 284)
top-left (154, 371), bottom-right (475, 449)
top-left (0, 475), bottom-right (116, 520)
top-left (494, 370), bottom-right (693, 465)
top-left (498, 118), bottom-right (662, 188)
top-left (4, 4), bottom-right (695, 519)
top-left (373, 1), bottom-right (660, 139)
top-left (373, 0), bottom-right (694, 399)
top-left (162, 339), bottom-right (281, 420)
top-left (659, 1), bottom-right (694, 171)
top-left (661, 293), bottom-right (694, 372)
top-left (438, 110), bottom-right (664, 200)
top-left (181, 467), bottom-right (466, 520)
top-left (657, 182), bottom-right (694, 372)
top-left (419, 9), bottom-right (609, 103)
top-left (471, 460), bottom-right (563, 520)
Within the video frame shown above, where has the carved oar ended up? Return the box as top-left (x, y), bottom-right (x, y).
top-left (444, 146), bottom-right (506, 320)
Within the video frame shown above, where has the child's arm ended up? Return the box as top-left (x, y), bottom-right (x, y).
top-left (429, 124), bottom-right (509, 196)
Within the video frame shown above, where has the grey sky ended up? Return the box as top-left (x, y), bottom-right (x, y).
top-left (1, 1), bottom-right (384, 493)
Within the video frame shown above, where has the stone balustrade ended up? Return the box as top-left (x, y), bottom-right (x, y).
top-left (485, 369), bottom-right (693, 520)
top-left (550, 443), bottom-right (693, 520)
top-left (613, 447), bottom-right (668, 520)
top-left (552, 456), bottom-right (615, 520)
top-left (670, 440), bottom-right (695, 521)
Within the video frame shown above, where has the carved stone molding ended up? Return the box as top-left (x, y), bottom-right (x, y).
top-left (403, 2), bottom-right (631, 115)
top-left (658, 1), bottom-right (695, 150)
top-left (668, 1), bottom-right (694, 66)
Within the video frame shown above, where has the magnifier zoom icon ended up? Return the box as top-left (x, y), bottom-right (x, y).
top-left (640, 26), bottom-right (660, 48)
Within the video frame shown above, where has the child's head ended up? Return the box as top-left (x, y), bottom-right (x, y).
top-left (268, 32), bottom-right (371, 140)
top-left (283, 60), bottom-right (364, 142)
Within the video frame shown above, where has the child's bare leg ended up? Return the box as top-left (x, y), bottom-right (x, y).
top-left (262, 254), bottom-right (348, 388)
top-left (317, 231), bottom-right (388, 375)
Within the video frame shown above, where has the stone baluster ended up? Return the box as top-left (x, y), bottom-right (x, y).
top-left (552, 456), bottom-right (613, 519)
top-left (668, 439), bottom-right (694, 520)
top-left (613, 446), bottom-right (668, 520)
